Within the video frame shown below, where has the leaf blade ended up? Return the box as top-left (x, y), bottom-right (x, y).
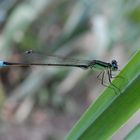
top-left (66, 50), bottom-right (140, 140)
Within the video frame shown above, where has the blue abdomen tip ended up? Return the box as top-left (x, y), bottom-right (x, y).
top-left (0, 60), bottom-right (6, 67)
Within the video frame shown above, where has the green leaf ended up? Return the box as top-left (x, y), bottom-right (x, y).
top-left (66, 50), bottom-right (140, 140)
top-left (124, 124), bottom-right (140, 140)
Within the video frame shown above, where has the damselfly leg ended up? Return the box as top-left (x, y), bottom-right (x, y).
top-left (107, 68), bottom-right (121, 94)
top-left (96, 69), bottom-right (120, 94)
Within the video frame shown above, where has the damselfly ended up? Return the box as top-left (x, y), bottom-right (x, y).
top-left (0, 50), bottom-right (119, 93)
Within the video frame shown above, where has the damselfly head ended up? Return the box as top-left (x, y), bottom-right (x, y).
top-left (111, 60), bottom-right (118, 71)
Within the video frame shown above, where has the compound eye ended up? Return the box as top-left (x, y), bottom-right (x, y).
top-left (112, 59), bottom-right (117, 64)
top-left (111, 60), bottom-right (118, 70)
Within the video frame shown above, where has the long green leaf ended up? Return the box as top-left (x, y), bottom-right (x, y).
top-left (66, 50), bottom-right (140, 140)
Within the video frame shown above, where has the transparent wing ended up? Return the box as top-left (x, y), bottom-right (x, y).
top-left (8, 51), bottom-right (91, 68)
